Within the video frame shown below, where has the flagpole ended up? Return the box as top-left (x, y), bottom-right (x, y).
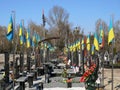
top-left (101, 22), bottom-right (105, 88)
top-left (81, 30), bottom-right (85, 74)
top-left (89, 32), bottom-right (91, 68)
top-left (111, 15), bottom-right (114, 90)
top-left (21, 19), bottom-right (25, 72)
top-left (111, 42), bottom-right (114, 90)
top-left (42, 9), bottom-right (46, 64)
top-left (12, 10), bottom-right (16, 90)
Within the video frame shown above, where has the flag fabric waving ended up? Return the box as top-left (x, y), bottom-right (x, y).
top-left (6, 16), bottom-right (13, 41)
top-left (99, 25), bottom-right (104, 48)
top-left (81, 37), bottom-right (84, 50)
top-left (108, 19), bottom-right (115, 45)
top-left (87, 35), bottom-right (90, 51)
top-left (94, 33), bottom-right (99, 51)
top-left (20, 36), bottom-right (24, 45)
top-left (32, 32), bottom-right (37, 47)
top-left (26, 29), bottom-right (30, 48)
top-left (19, 22), bottom-right (22, 36)
top-left (42, 9), bottom-right (46, 27)
top-left (19, 22), bottom-right (23, 45)
top-left (91, 44), bottom-right (95, 55)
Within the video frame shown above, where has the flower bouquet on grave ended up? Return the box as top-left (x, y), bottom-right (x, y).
top-left (80, 64), bottom-right (98, 90)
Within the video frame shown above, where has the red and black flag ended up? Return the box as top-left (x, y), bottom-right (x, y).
top-left (42, 9), bottom-right (46, 27)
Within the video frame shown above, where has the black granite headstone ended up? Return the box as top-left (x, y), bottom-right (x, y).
top-left (28, 73), bottom-right (34, 88)
top-left (27, 54), bottom-right (31, 73)
top-left (81, 50), bottom-right (85, 74)
top-left (67, 74), bottom-right (72, 88)
top-left (20, 53), bottom-right (24, 73)
top-left (4, 52), bottom-right (9, 83)
top-left (37, 82), bottom-right (43, 90)
top-left (15, 57), bottom-right (20, 79)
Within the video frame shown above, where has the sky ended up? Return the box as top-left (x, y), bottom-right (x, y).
top-left (0, 0), bottom-right (120, 34)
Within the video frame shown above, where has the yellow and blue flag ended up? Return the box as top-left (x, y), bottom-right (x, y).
top-left (86, 35), bottom-right (90, 51)
top-left (81, 37), bottom-right (84, 50)
top-left (99, 25), bottom-right (104, 48)
top-left (36, 34), bottom-right (40, 42)
top-left (20, 36), bottom-right (24, 45)
top-left (108, 19), bottom-right (115, 45)
top-left (77, 39), bottom-right (81, 50)
top-left (27, 38), bottom-right (30, 48)
top-left (32, 32), bottom-right (37, 47)
top-left (91, 44), bottom-right (94, 55)
top-left (94, 33), bottom-right (99, 51)
top-left (23, 34), bottom-right (26, 43)
top-left (6, 16), bottom-right (13, 41)
top-left (19, 22), bottom-right (23, 45)
top-left (19, 22), bottom-right (22, 36)
top-left (26, 29), bottom-right (30, 48)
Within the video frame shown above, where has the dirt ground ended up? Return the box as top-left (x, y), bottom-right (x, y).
top-left (104, 68), bottom-right (120, 90)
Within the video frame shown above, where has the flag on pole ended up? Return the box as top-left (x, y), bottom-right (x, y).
top-left (27, 38), bottom-right (30, 48)
top-left (94, 33), bottom-right (99, 51)
top-left (77, 39), bottom-right (81, 50)
top-left (19, 22), bottom-right (24, 45)
top-left (32, 32), bottom-right (36, 47)
top-left (84, 36), bottom-right (87, 56)
top-left (108, 19), bottom-right (115, 45)
top-left (36, 34), bottom-right (40, 42)
top-left (6, 16), bottom-right (13, 41)
top-left (81, 37), bottom-right (84, 50)
top-left (42, 9), bottom-right (45, 27)
top-left (32, 32), bottom-right (36, 43)
top-left (23, 34), bottom-right (26, 43)
top-left (87, 35), bottom-right (90, 51)
top-left (20, 36), bottom-right (24, 45)
top-left (99, 25), bottom-right (104, 48)
top-left (19, 22), bottom-right (22, 36)
top-left (30, 37), bottom-right (34, 47)
top-left (26, 29), bottom-right (30, 48)
top-left (91, 44), bottom-right (95, 55)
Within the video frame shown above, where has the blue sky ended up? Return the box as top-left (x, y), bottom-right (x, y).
top-left (0, 0), bottom-right (120, 34)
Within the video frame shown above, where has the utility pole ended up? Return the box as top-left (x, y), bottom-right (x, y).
top-left (81, 29), bottom-right (85, 74)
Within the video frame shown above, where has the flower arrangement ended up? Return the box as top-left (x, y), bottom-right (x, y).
top-left (80, 63), bottom-right (98, 90)
top-left (80, 63), bottom-right (96, 82)
top-left (66, 78), bottom-right (72, 83)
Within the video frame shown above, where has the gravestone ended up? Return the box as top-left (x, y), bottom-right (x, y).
top-left (20, 53), bottom-right (24, 73)
top-left (4, 52), bottom-right (9, 83)
top-left (15, 57), bottom-right (20, 79)
top-left (27, 54), bottom-right (31, 73)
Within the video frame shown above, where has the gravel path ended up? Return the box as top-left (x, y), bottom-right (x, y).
top-left (44, 87), bottom-right (85, 90)
top-left (44, 76), bottom-right (85, 88)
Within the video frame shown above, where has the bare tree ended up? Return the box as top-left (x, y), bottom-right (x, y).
top-left (47, 6), bottom-right (69, 28)
top-left (114, 20), bottom-right (120, 52)
top-left (47, 6), bottom-right (70, 51)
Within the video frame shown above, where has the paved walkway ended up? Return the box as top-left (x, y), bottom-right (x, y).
top-left (44, 87), bottom-right (85, 90)
top-left (25, 75), bottom-right (85, 90)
